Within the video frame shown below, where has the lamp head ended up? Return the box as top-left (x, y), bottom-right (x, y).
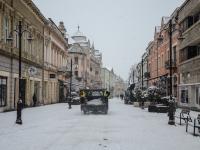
top-left (27, 34), bottom-right (33, 43)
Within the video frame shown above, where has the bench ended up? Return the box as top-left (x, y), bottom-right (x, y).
top-left (186, 114), bottom-right (200, 136)
top-left (179, 109), bottom-right (192, 125)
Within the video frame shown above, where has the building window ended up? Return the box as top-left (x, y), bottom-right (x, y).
top-left (181, 88), bottom-right (188, 103)
top-left (14, 20), bottom-right (19, 48)
top-left (148, 63), bottom-right (151, 73)
top-left (74, 57), bottom-right (78, 64)
top-left (181, 11), bottom-right (200, 32)
top-left (3, 16), bottom-right (9, 43)
top-left (161, 54), bottom-right (164, 67)
top-left (196, 86), bottom-right (200, 105)
top-left (0, 76), bottom-right (7, 107)
top-left (158, 57), bottom-right (161, 68)
top-left (173, 46), bottom-right (176, 62)
top-left (194, 13), bottom-right (200, 23)
top-left (187, 16), bottom-right (194, 28)
top-left (74, 71), bottom-right (78, 77)
top-left (180, 46), bottom-right (200, 62)
top-left (188, 46), bottom-right (199, 59)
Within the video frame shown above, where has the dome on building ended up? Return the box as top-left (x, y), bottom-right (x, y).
top-left (73, 30), bottom-right (85, 37)
top-left (71, 26), bottom-right (89, 47)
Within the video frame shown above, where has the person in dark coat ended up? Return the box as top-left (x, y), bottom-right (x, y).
top-left (120, 94), bottom-right (124, 100)
top-left (33, 93), bottom-right (37, 107)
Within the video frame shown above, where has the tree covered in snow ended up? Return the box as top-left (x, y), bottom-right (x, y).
top-left (147, 86), bottom-right (162, 103)
top-left (134, 87), bottom-right (142, 102)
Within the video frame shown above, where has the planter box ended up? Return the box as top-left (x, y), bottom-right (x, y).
top-left (156, 105), bottom-right (169, 113)
top-left (148, 104), bottom-right (169, 113)
top-left (133, 102), bottom-right (140, 107)
top-left (148, 105), bottom-right (157, 112)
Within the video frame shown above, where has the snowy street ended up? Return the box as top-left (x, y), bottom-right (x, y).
top-left (0, 98), bottom-right (200, 150)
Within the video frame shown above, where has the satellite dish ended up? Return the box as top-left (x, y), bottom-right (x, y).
top-left (28, 67), bottom-right (37, 76)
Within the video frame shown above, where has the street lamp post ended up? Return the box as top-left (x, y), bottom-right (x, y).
top-left (141, 58), bottom-right (144, 90)
top-left (141, 58), bottom-right (144, 109)
top-left (66, 59), bottom-right (79, 109)
top-left (7, 21), bottom-right (32, 125)
top-left (157, 18), bottom-right (178, 125)
top-left (69, 58), bottom-right (72, 109)
top-left (168, 19), bottom-right (175, 125)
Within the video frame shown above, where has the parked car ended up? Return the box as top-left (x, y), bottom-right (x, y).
top-left (67, 92), bottom-right (80, 105)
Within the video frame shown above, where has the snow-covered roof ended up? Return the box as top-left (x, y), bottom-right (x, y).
top-left (68, 37), bottom-right (75, 44)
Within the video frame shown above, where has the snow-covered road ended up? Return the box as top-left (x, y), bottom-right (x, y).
top-left (0, 98), bottom-right (200, 150)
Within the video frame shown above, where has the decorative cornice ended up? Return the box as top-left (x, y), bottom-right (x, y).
top-left (22, 0), bottom-right (47, 23)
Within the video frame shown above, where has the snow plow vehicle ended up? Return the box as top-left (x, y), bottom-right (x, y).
top-left (79, 89), bottom-right (110, 114)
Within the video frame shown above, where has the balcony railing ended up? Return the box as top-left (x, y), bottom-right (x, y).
top-left (165, 60), bottom-right (176, 69)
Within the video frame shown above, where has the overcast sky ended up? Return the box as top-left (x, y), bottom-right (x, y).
top-left (33, 0), bottom-right (185, 80)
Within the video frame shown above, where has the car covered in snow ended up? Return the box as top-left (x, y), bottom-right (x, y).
top-left (66, 92), bottom-right (80, 105)
top-left (79, 89), bottom-right (110, 114)
top-left (71, 92), bottom-right (80, 105)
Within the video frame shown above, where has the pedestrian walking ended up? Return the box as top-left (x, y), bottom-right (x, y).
top-left (120, 93), bottom-right (124, 100)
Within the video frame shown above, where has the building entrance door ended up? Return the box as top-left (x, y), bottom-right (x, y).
top-left (59, 80), bottom-right (64, 102)
top-left (34, 81), bottom-right (40, 105)
top-left (20, 79), bottom-right (26, 107)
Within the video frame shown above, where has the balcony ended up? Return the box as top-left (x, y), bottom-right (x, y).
top-left (0, 42), bottom-right (13, 55)
top-left (165, 60), bottom-right (176, 69)
top-left (179, 0), bottom-right (200, 22)
top-left (58, 66), bottom-right (67, 73)
top-left (180, 21), bottom-right (200, 49)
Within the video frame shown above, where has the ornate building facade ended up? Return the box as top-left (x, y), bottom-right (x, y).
top-left (68, 28), bottom-right (102, 91)
top-left (0, 0), bottom-right (45, 111)
top-left (0, 0), bottom-right (69, 112)
top-left (43, 19), bottom-right (68, 104)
